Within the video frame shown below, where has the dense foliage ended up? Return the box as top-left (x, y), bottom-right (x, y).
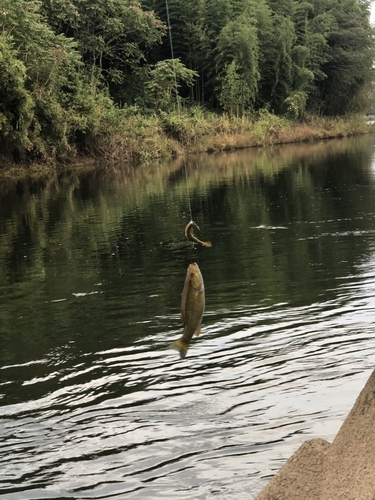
top-left (146, 0), bottom-right (375, 116)
top-left (0, 0), bottom-right (374, 163)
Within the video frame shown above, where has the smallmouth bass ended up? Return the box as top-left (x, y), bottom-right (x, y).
top-left (170, 262), bottom-right (205, 359)
top-left (185, 221), bottom-right (212, 248)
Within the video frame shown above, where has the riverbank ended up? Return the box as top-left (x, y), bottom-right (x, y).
top-left (97, 110), bottom-right (375, 164)
top-left (1, 110), bottom-right (374, 178)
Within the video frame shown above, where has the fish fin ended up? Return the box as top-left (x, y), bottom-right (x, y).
top-left (169, 338), bottom-right (189, 359)
top-left (194, 326), bottom-right (201, 337)
top-left (202, 241), bottom-right (212, 248)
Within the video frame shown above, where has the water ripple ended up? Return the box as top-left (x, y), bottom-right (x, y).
top-left (1, 272), bottom-right (375, 499)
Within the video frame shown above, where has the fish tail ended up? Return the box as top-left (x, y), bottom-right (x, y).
top-left (169, 338), bottom-right (189, 359)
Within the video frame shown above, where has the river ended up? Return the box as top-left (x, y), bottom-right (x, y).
top-left (1, 135), bottom-right (375, 499)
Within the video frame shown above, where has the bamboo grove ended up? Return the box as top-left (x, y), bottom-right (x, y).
top-left (0, 0), bottom-right (374, 164)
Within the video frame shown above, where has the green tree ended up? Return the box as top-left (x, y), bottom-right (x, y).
top-left (144, 58), bottom-right (198, 111)
top-left (268, 0), bottom-right (295, 17)
top-left (250, 0), bottom-right (275, 108)
top-left (0, 35), bottom-right (33, 157)
top-left (201, 0), bottom-right (234, 106)
top-left (0, 0), bottom-right (115, 161)
top-left (143, 0), bottom-right (205, 101)
top-left (41, 0), bottom-right (165, 103)
top-left (219, 61), bottom-right (250, 115)
top-left (316, 0), bottom-right (375, 115)
top-left (270, 15), bottom-right (296, 112)
top-left (217, 13), bottom-right (260, 114)
top-left (300, 8), bottom-right (334, 113)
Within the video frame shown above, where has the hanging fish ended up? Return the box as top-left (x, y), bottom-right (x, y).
top-left (170, 263), bottom-right (205, 359)
top-left (185, 220), bottom-right (212, 248)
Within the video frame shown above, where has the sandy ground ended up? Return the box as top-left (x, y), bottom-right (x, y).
top-left (256, 369), bottom-right (375, 500)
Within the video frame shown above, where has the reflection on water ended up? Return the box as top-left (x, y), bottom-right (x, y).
top-left (1, 136), bottom-right (375, 498)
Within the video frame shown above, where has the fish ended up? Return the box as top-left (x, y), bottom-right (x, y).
top-left (170, 262), bottom-right (205, 359)
top-left (184, 220), bottom-right (212, 248)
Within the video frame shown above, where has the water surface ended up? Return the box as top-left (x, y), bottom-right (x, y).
top-left (1, 136), bottom-right (375, 498)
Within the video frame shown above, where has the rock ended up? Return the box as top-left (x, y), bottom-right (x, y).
top-left (321, 369), bottom-right (375, 500)
top-left (255, 369), bottom-right (375, 500)
top-left (256, 438), bottom-right (330, 500)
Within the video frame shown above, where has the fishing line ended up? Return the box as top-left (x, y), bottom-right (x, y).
top-left (165, 0), bottom-right (193, 223)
